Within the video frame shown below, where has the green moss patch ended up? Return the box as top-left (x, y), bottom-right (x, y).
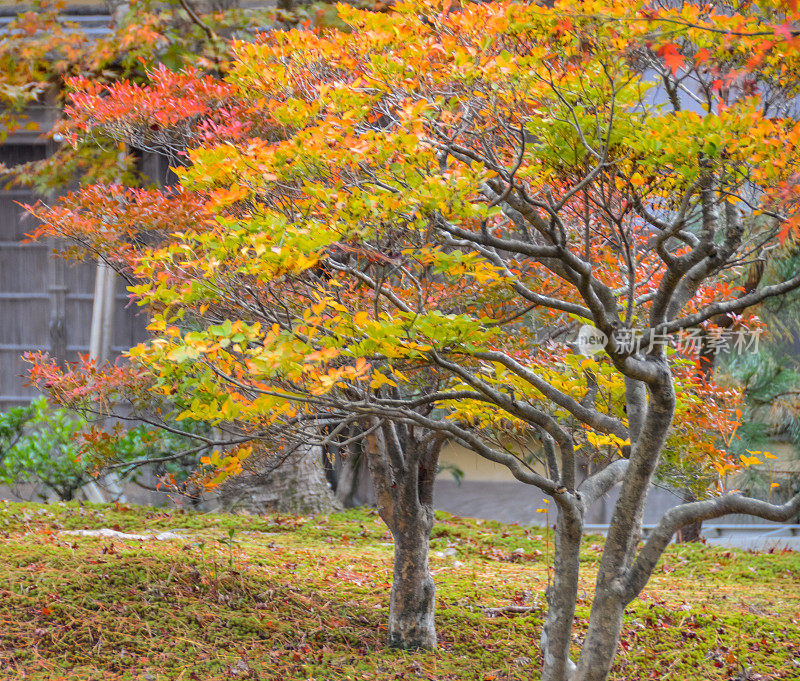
top-left (1, 501), bottom-right (798, 680)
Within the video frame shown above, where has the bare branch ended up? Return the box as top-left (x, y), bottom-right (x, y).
top-left (624, 492), bottom-right (800, 601)
top-left (578, 459), bottom-right (628, 508)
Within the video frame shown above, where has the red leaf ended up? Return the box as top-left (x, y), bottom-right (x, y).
top-left (657, 43), bottom-right (685, 75)
top-left (777, 220), bottom-right (797, 245)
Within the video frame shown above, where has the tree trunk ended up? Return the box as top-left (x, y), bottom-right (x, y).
top-left (541, 505), bottom-right (583, 681)
top-left (388, 514), bottom-right (437, 649)
top-left (574, 365), bottom-right (676, 681)
top-left (219, 442), bottom-right (340, 514)
top-left (334, 448), bottom-right (359, 507)
top-left (332, 433), bottom-right (376, 508)
top-left (572, 587), bottom-right (626, 681)
top-left (362, 419), bottom-right (442, 650)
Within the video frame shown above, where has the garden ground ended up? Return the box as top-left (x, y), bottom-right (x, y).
top-left (0, 500), bottom-right (798, 680)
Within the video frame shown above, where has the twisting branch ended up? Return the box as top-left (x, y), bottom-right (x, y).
top-left (178, 0), bottom-right (219, 42)
top-left (660, 270), bottom-right (800, 334)
top-left (470, 350), bottom-right (629, 440)
top-left (623, 492), bottom-right (800, 601)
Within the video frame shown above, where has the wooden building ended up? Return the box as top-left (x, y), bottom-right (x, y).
top-left (0, 104), bottom-right (148, 409)
top-left (0, 5), bottom-right (158, 408)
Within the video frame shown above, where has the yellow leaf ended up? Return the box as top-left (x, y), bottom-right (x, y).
top-left (740, 454), bottom-right (762, 467)
top-left (746, 449), bottom-right (776, 459)
top-left (630, 172), bottom-right (646, 188)
top-left (370, 372), bottom-right (398, 389)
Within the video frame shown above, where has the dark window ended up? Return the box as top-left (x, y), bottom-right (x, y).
top-left (0, 144), bottom-right (47, 166)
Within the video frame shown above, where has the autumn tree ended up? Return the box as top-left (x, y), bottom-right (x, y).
top-left (29, 176), bottom-right (450, 647)
top-left (29, 0), bottom-right (800, 676)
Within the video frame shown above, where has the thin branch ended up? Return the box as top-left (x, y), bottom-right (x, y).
top-left (178, 0), bottom-right (219, 42)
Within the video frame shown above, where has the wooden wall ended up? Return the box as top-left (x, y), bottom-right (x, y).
top-left (0, 118), bottom-right (148, 409)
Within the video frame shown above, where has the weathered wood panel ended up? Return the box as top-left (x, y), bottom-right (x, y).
top-left (0, 141), bottom-right (147, 408)
top-left (0, 143), bottom-right (49, 407)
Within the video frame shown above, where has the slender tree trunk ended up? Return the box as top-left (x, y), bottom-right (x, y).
top-left (574, 366), bottom-right (676, 681)
top-left (573, 587), bottom-right (627, 681)
top-left (333, 430), bottom-right (375, 508)
top-left (334, 449), bottom-right (360, 507)
top-left (541, 504), bottom-right (583, 681)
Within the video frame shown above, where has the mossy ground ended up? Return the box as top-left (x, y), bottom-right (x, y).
top-left (1, 500), bottom-right (798, 680)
